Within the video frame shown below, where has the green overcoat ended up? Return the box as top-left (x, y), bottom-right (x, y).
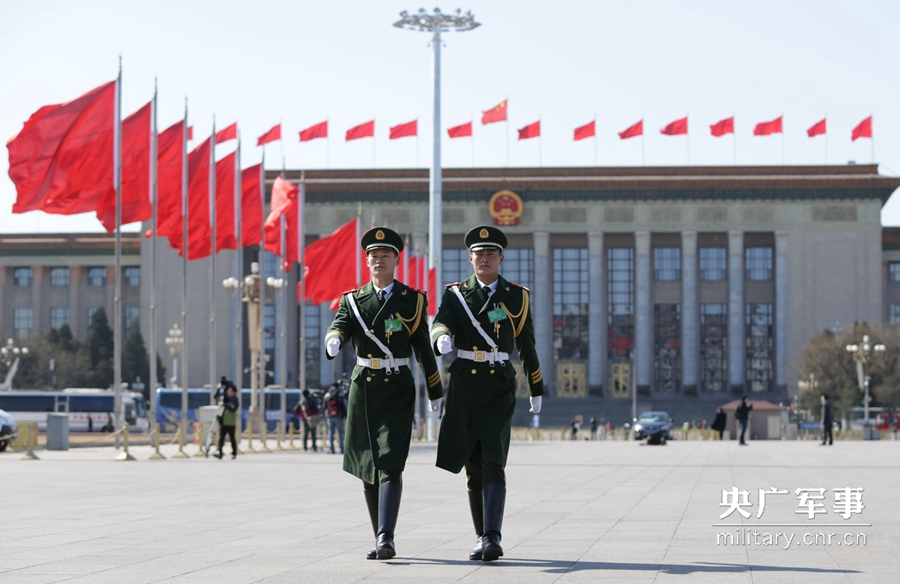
top-left (325, 281), bottom-right (443, 484)
top-left (431, 274), bottom-right (544, 474)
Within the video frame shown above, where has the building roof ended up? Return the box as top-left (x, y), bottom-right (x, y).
top-left (0, 232), bottom-right (141, 257)
top-left (269, 165), bottom-right (900, 206)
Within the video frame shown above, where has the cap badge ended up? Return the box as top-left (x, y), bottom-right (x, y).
top-left (375, 230), bottom-right (385, 240)
top-left (479, 228), bottom-right (489, 238)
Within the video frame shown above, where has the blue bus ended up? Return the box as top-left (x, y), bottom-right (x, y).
top-left (155, 388), bottom-right (306, 433)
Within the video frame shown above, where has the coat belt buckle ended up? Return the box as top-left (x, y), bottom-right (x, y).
top-left (474, 351), bottom-right (486, 362)
top-left (370, 358), bottom-right (381, 370)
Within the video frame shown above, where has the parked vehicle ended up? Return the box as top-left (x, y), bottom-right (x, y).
top-left (0, 408), bottom-right (18, 452)
top-left (633, 411), bottom-right (672, 445)
top-left (0, 390), bottom-right (149, 433)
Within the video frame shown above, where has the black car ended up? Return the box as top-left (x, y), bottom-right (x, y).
top-left (0, 408), bottom-right (18, 452)
top-left (633, 411), bottom-right (672, 445)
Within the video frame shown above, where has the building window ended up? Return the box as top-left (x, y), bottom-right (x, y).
top-left (653, 248), bottom-right (681, 281)
top-left (700, 303), bottom-right (728, 392)
top-left (87, 267), bottom-right (107, 287)
top-left (890, 263), bottom-right (900, 282)
top-left (699, 247), bottom-right (727, 281)
top-left (14, 267), bottom-right (32, 287)
top-left (607, 248), bottom-right (635, 360)
top-left (124, 266), bottom-right (141, 286)
top-left (745, 247), bottom-right (773, 281)
top-left (553, 248), bottom-right (589, 361)
top-left (50, 267), bottom-right (70, 287)
top-left (50, 307), bottom-right (70, 330)
top-left (654, 304), bottom-right (681, 393)
top-left (124, 307), bottom-right (140, 337)
top-left (303, 303), bottom-right (321, 389)
top-left (501, 248), bottom-right (534, 290)
top-left (441, 249), bottom-right (469, 286)
top-left (746, 303), bottom-right (774, 392)
top-left (14, 307), bottom-right (33, 339)
top-left (891, 304), bottom-right (900, 325)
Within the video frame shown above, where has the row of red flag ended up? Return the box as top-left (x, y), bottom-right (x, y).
top-left (609, 115), bottom-right (873, 141)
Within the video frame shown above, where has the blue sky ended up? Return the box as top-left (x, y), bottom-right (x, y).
top-left (2, 0), bottom-right (898, 233)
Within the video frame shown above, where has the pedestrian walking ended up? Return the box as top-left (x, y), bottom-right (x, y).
top-left (324, 227), bottom-right (443, 560)
top-left (571, 417), bottom-right (580, 441)
top-left (711, 407), bottom-right (727, 440)
top-left (324, 382), bottom-right (348, 454)
top-left (735, 396), bottom-right (753, 445)
top-left (589, 417), bottom-right (598, 441)
top-left (431, 225), bottom-right (544, 562)
top-left (300, 389), bottom-right (320, 452)
top-left (214, 383), bottom-right (238, 459)
top-left (821, 394), bottom-right (834, 445)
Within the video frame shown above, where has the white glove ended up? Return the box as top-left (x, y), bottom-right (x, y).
top-left (326, 338), bottom-right (341, 357)
top-left (437, 334), bottom-right (453, 355)
top-left (430, 397), bottom-right (443, 412)
top-left (529, 395), bottom-right (542, 414)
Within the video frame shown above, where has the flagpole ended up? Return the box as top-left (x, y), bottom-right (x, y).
top-left (113, 56), bottom-right (123, 447)
top-left (280, 117), bottom-right (286, 171)
top-left (181, 97), bottom-right (189, 430)
top-left (416, 117), bottom-right (420, 168)
top-left (234, 132), bottom-right (243, 432)
top-left (824, 112), bottom-right (828, 165)
top-left (686, 113), bottom-right (690, 166)
top-left (209, 116), bottom-right (217, 404)
top-left (593, 114), bottom-right (598, 167)
top-left (298, 174), bottom-right (306, 393)
top-left (149, 78), bottom-right (159, 443)
top-left (871, 113), bottom-right (875, 164)
top-left (373, 118), bottom-right (377, 169)
top-left (471, 114), bottom-right (475, 168)
top-left (279, 212), bottom-right (287, 439)
top-left (259, 151), bottom-right (267, 415)
top-left (781, 112), bottom-right (785, 165)
top-left (505, 96), bottom-right (509, 168)
top-left (641, 113), bottom-right (645, 166)
top-left (733, 112), bottom-right (737, 166)
top-left (539, 114), bottom-right (543, 167)
top-left (326, 118), bottom-right (330, 169)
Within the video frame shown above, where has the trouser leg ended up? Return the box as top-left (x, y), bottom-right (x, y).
top-left (225, 426), bottom-right (237, 454)
top-left (465, 442), bottom-right (506, 561)
top-left (216, 425), bottom-right (226, 453)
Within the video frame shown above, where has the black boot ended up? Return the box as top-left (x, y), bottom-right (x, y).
top-left (375, 481), bottom-right (402, 560)
top-left (467, 489), bottom-right (485, 560)
top-left (482, 484), bottom-right (506, 561)
top-left (364, 488), bottom-right (379, 560)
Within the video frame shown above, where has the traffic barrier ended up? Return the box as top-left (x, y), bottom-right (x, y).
top-left (171, 422), bottom-right (189, 459)
top-left (244, 425), bottom-right (257, 454)
top-left (287, 423), bottom-right (296, 450)
top-left (115, 424), bottom-right (136, 461)
top-left (259, 422), bottom-right (272, 453)
top-left (21, 422), bottom-right (39, 460)
top-left (149, 424), bottom-right (166, 460)
top-left (192, 422), bottom-right (206, 457)
top-left (274, 422), bottom-right (286, 452)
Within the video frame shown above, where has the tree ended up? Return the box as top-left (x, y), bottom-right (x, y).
top-left (82, 308), bottom-right (114, 389)
top-left (5, 323), bottom-right (89, 389)
top-left (122, 319), bottom-right (150, 394)
top-left (156, 353), bottom-right (167, 389)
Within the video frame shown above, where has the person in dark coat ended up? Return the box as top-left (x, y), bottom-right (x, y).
top-left (325, 227), bottom-right (443, 560)
top-left (735, 395), bottom-right (753, 445)
top-left (214, 384), bottom-right (238, 459)
top-left (821, 394), bottom-right (834, 445)
top-left (431, 225), bottom-right (544, 562)
top-left (300, 389), bottom-right (319, 452)
top-left (711, 407), bottom-right (727, 440)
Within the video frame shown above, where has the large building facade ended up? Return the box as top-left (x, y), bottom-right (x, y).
top-left (3, 165), bottom-right (898, 417)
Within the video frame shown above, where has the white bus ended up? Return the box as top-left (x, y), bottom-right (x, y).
top-left (0, 389), bottom-right (150, 433)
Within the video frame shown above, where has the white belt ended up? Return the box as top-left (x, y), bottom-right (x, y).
top-left (357, 357), bottom-right (409, 371)
top-left (456, 349), bottom-right (509, 365)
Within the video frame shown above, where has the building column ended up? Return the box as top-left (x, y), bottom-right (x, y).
top-left (775, 231), bottom-right (788, 391)
top-left (634, 231), bottom-right (652, 393)
top-left (533, 232), bottom-right (552, 395)
top-left (681, 231), bottom-right (698, 391)
top-left (728, 230), bottom-right (745, 391)
top-left (69, 267), bottom-right (82, 340)
top-left (32, 266), bottom-right (45, 336)
top-left (588, 232), bottom-right (605, 394)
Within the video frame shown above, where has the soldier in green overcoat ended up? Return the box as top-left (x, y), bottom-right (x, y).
top-left (431, 225), bottom-right (544, 562)
top-left (324, 227), bottom-right (443, 560)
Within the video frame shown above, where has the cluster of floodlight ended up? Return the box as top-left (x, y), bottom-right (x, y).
top-left (393, 8), bottom-right (480, 32)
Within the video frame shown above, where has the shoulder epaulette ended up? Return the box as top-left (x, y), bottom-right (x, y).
top-left (445, 281), bottom-right (461, 288)
top-left (409, 287), bottom-right (427, 295)
top-left (342, 289), bottom-right (358, 295)
top-left (509, 282), bottom-right (530, 292)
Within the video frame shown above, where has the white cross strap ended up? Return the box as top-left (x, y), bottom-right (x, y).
top-left (346, 292), bottom-right (400, 373)
top-left (450, 285), bottom-right (505, 365)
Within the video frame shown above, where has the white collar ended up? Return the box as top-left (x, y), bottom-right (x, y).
top-left (475, 278), bottom-right (498, 293)
top-left (373, 281), bottom-right (395, 297)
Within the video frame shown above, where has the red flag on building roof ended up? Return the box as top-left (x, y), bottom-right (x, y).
top-left (240, 164), bottom-right (263, 247)
top-left (753, 116), bottom-right (782, 136)
top-left (852, 116), bottom-right (872, 141)
top-left (660, 117), bottom-right (688, 136)
top-left (215, 123), bottom-right (237, 144)
top-left (96, 101), bottom-right (152, 232)
top-left (215, 152), bottom-right (237, 251)
top-left (303, 218), bottom-right (359, 305)
top-left (257, 124), bottom-right (281, 146)
top-left (390, 120), bottom-right (417, 140)
top-left (517, 121), bottom-right (540, 140)
top-left (574, 120), bottom-right (595, 141)
top-left (482, 100), bottom-right (508, 125)
top-left (299, 121), bottom-right (328, 142)
top-left (346, 120), bottom-right (375, 141)
top-left (710, 117), bottom-right (734, 137)
top-left (618, 119), bottom-right (643, 139)
top-left (8, 80), bottom-right (116, 215)
top-left (807, 119), bottom-right (826, 138)
top-left (448, 121), bottom-right (473, 138)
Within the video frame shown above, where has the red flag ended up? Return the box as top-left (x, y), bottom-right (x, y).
top-left (215, 152), bottom-right (237, 251)
top-left (299, 121), bottom-right (328, 142)
top-left (517, 121), bottom-right (540, 140)
top-left (215, 123), bottom-right (237, 144)
top-left (753, 116), bottom-right (782, 136)
top-left (8, 80), bottom-right (116, 215)
top-left (303, 218), bottom-right (359, 305)
top-left (346, 120), bottom-right (374, 141)
top-left (482, 100), bottom-right (508, 125)
top-left (187, 126), bottom-right (193, 141)
top-left (618, 120), bottom-right (643, 140)
top-left (418, 256), bottom-right (426, 289)
top-left (448, 122), bottom-right (473, 138)
top-left (574, 121), bottom-right (595, 141)
top-left (184, 138), bottom-right (212, 259)
top-left (807, 119), bottom-right (826, 138)
top-left (390, 120), bottom-right (417, 140)
top-left (710, 117), bottom-right (734, 137)
top-left (257, 124), bottom-right (281, 146)
top-left (264, 176), bottom-right (299, 237)
top-left (406, 254), bottom-right (418, 288)
top-left (427, 266), bottom-right (437, 317)
top-left (153, 121), bottom-right (185, 240)
top-left (240, 164), bottom-right (262, 246)
top-left (96, 101), bottom-right (152, 232)
top-left (660, 117), bottom-right (688, 136)
top-left (852, 116), bottom-right (872, 141)
top-left (265, 198), bottom-right (299, 266)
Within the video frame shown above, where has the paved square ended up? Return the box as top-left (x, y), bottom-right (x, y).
top-left (2, 438), bottom-right (899, 583)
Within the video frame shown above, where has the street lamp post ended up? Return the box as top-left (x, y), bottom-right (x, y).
top-left (165, 325), bottom-right (184, 389)
top-left (0, 338), bottom-right (29, 391)
top-left (266, 274), bottom-right (285, 443)
top-left (845, 334), bottom-right (885, 438)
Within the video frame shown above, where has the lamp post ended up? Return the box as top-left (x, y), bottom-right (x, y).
top-left (165, 324), bottom-right (184, 389)
top-left (266, 274), bottom-right (285, 442)
top-left (0, 338), bottom-right (29, 391)
top-left (846, 334), bottom-right (885, 438)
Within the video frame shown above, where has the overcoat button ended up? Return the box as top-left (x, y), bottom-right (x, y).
top-left (367, 354), bottom-right (372, 358)
top-left (384, 378), bottom-right (389, 383)
top-left (490, 370), bottom-right (495, 375)
top-left (471, 369), bottom-right (477, 374)
top-left (366, 377), bottom-right (372, 382)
